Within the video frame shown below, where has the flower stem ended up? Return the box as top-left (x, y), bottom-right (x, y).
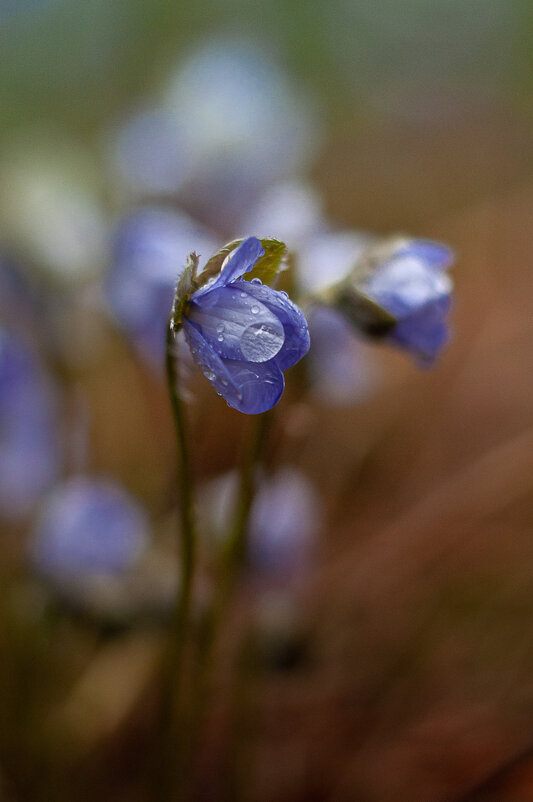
top-left (162, 321), bottom-right (197, 798)
top-left (189, 412), bottom-right (273, 779)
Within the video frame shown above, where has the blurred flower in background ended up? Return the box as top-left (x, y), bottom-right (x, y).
top-left (31, 476), bottom-right (149, 579)
top-left (306, 305), bottom-right (377, 405)
top-left (106, 205), bottom-right (218, 366)
top-left (351, 238), bottom-right (454, 364)
top-left (108, 36), bottom-right (323, 233)
top-left (0, 329), bottom-right (60, 522)
top-left (248, 467), bottom-right (321, 580)
top-left (238, 180), bottom-right (325, 252)
top-left (298, 230), bottom-right (379, 404)
top-left (201, 466), bottom-right (321, 583)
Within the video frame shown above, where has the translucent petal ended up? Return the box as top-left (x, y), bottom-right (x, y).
top-left (183, 319), bottom-right (243, 408)
top-left (187, 286), bottom-right (284, 363)
top-left (222, 358), bottom-right (284, 414)
top-left (396, 240), bottom-right (454, 271)
top-left (234, 281), bottom-right (310, 370)
top-left (391, 295), bottom-right (452, 364)
top-left (195, 236), bottom-right (264, 297)
top-left (183, 320), bottom-right (284, 414)
top-left (364, 255), bottom-right (452, 320)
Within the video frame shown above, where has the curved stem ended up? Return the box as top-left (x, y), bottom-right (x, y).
top-left (162, 321), bottom-right (197, 798)
top-left (166, 324), bottom-right (196, 645)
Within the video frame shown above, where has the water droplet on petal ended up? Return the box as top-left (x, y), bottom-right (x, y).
top-left (216, 323), bottom-right (225, 333)
top-left (251, 277), bottom-right (262, 285)
top-left (251, 306), bottom-right (260, 314)
top-left (280, 291), bottom-right (288, 299)
top-left (217, 334), bottom-right (224, 342)
top-left (240, 291), bottom-right (248, 298)
top-left (241, 321), bottom-right (284, 362)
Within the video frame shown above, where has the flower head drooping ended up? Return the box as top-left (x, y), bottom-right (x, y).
top-left (327, 237), bottom-right (454, 365)
top-left (172, 236), bottom-right (310, 414)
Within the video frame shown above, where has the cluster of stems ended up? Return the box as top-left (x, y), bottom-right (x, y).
top-left (164, 316), bottom-right (270, 799)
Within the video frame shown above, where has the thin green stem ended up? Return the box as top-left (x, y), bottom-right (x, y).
top-left (161, 321), bottom-right (197, 799)
top-left (166, 323), bottom-right (196, 645)
top-left (188, 412), bottom-right (273, 777)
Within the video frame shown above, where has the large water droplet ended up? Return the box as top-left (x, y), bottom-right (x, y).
top-left (241, 320), bottom-right (284, 362)
top-left (251, 277), bottom-right (262, 285)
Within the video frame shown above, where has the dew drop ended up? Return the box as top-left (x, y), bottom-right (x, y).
top-left (251, 305), bottom-right (260, 314)
top-left (216, 323), bottom-right (225, 333)
top-left (240, 291), bottom-right (248, 298)
top-left (280, 290), bottom-right (288, 299)
top-left (251, 277), bottom-right (262, 285)
top-left (217, 334), bottom-right (224, 342)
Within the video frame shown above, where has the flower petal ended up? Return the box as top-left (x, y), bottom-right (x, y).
top-left (392, 295), bottom-right (452, 364)
top-left (396, 240), bottom-right (454, 271)
top-left (183, 319), bottom-right (243, 407)
top-left (222, 358), bottom-right (284, 414)
top-left (363, 255), bottom-right (452, 320)
top-left (187, 286), bottom-right (285, 363)
top-left (183, 320), bottom-right (284, 414)
top-left (195, 236), bottom-right (264, 297)
top-left (234, 280), bottom-right (310, 370)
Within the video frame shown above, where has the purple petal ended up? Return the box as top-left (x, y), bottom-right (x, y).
top-left (31, 477), bottom-right (149, 578)
top-left (392, 295), bottom-right (452, 364)
top-left (196, 236), bottom-right (264, 296)
top-left (222, 358), bottom-right (284, 414)
top-left (183, 319), bottom-right (243, 408)
top-left (363, 255), bottom-right (452, 320)
top-left (183, 319), bottom-right (284, 414)
top-left (234, 281), bottom-right (310, 370)
top-left (396, 240), bottom-right (454, 271)
top-left (187, 286), bottom-right (284, 363)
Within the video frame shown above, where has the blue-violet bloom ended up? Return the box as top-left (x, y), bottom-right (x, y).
top-left (182, 237), bottom-right (310, 414)
top-left (331, 238), bottom-right (454, 365)
top-left (361, 239), bottom-right (454, 364)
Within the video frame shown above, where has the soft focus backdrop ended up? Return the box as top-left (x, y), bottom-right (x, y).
top-left (2, 2), bottom-right (533, 801)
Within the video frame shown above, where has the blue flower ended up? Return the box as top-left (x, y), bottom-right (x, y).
top-left (360, 239), bottom-right (454, 364)
top-left (307, 306), bottom-right (378, 405)
top-left (31, 477), bottom-right (149, 579)
top-left (106, 206), bottom-right (217, 366)
top-left (0, 329), bottom-right (60, 521)
top-left (248, 468), bottom-right (320, 579)
top-left (182, 237), bottom-right (310, 414)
